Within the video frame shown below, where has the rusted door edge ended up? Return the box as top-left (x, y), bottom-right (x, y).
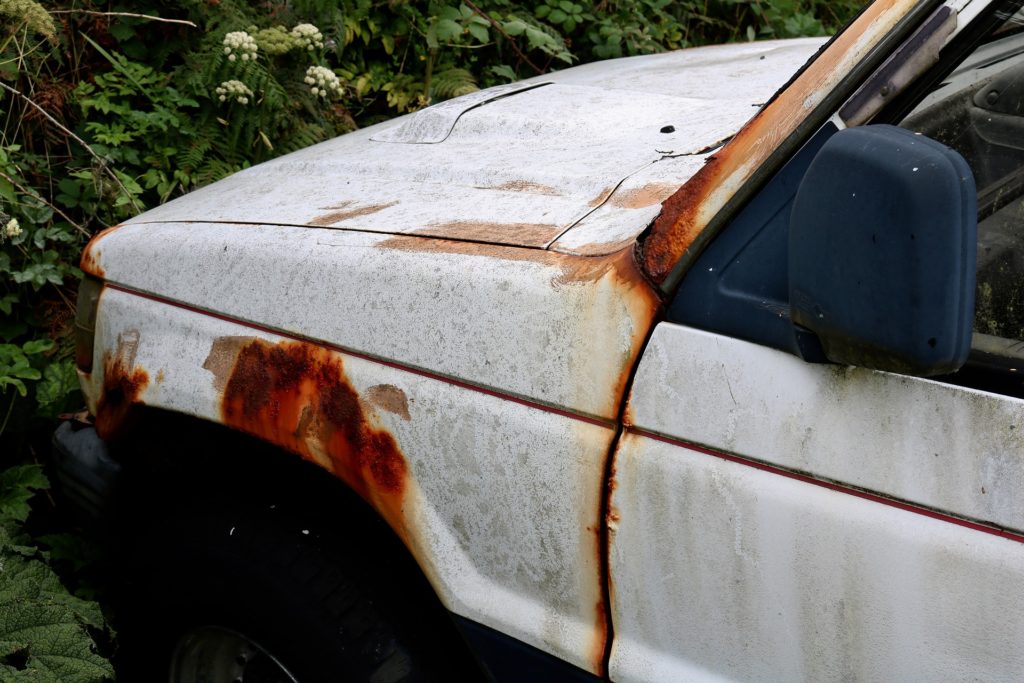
top-left (639, 0), bottom-right (946, 293)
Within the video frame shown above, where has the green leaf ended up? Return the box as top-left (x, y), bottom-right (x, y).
top-left (434, 18), bottom-right (463, 41)
top-left (467, 23), bottom-right (489, 43)
top-left (20, 341), bottom-right (52, 357)
top-left (35, 362), bottom-right (78, 412)
top-left (0, 548), bottom-right (112, 681)
top-left (0, 466), bottom-right (49, 529)
top-left (503, 19), bottom-right (527, 36)
top-left (490, 65), bottom-right (517, 81)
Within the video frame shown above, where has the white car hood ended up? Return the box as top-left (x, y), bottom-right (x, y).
top-left (125, 38), bottom-right (825, 255)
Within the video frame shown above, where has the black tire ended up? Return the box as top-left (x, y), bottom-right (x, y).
top-left (116, 493), bottom-right (435, 682)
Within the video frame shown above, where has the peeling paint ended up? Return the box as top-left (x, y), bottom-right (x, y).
top-left (216, 337), bottom-right (409, 533)
top-left (308, 201), bottom-right (398, 226)
top-left (365, 384), bottom-right (411, 421)
top-left (203, 335), bottom-right (254, 392)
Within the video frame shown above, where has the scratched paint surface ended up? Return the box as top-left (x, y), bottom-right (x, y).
top-left (119, 40), bottom-right (822, 255)
top-left (82, 287), bottom-right (615, 673)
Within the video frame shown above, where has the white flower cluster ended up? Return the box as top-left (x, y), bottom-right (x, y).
top-left (291, 23), bottom-right (324, 51)
top-left (304, 66), bottom-right (341, 98)
top-left (223, 31), bottom-right (258, 62)
top-left (3, 217), bottom-right (21, 239)
top-left (216, 80), bottom-right (254, 105)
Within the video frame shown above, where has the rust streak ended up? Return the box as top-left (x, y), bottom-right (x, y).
top-left (415, 220), bottom-right (563, 245)
top-left (95, 331), bottom-right (149, 439)
top-left (365, 384), bottom-right (411, 421)
top-left (217, 338), bottom-right (409, 534)
top-left (640, 0), bottom-right (919, 284)
top-left (308, 201), bottom-right (398, 226)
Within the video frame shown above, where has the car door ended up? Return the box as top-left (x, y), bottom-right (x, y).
top-left (609, 2), bottom-right (1024, 681)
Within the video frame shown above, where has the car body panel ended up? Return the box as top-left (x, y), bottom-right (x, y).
top-left (612, 321), bottom-right (1024, 681)
top-left (85, 286), bottom-right (615, 672)
top-left (608, 427), bottom-right (1024, 682)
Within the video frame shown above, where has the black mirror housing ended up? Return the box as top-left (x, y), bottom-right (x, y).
top-left (789, 125), bottom-right (976, 376)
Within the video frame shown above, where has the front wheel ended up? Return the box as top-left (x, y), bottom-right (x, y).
top-left (117, 493), bottom-right (435, 682)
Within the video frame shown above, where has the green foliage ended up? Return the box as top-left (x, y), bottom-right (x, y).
top-left (0, 467), bottom-right (111, 680)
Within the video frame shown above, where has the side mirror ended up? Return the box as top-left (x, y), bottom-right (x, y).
top-left (789, 125), bottom-right (976, 376)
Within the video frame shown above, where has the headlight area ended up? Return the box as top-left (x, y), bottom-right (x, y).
top-left (75, 275), bottom-right (103, 374)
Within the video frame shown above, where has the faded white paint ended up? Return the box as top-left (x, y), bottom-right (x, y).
top-left (84, 224), bottom-right (653, 421)
top-left (628, 324), bottom-right (1024, 532)
top-left (609, 431), bottom-right (1024, 682)
top-left (613, 321), bottom-right (1024, 680)
top-left (120, 40), bottom-right (824, 255)
top-left (86, 286), bottom-right (611, 672)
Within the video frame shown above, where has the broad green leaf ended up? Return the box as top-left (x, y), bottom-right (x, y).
top-left (0, 550), bottom-right (112, 681)
top-left (467, 23), bottom-right (489, 43)
top-left (0, 466), bottom-right (49, 529)
top-left (434, 18), bottom-right (463, 41)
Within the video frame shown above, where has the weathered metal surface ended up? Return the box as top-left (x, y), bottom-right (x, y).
top-left (628, 323), bottom-right (1024, 533)
top-left (83, 286), bottom-right (616, 673)
top-left (369, 81), bottom-right (551, 144)
top-left (120, 41), bottom-right (821, 254)
top-left (83, 223), bottom-right (658, 421)
top-left (80, 224), bottom-right (125, 279)
top-left (215, 337), bottom-right (410, 529)
top-left (551, 155), bottom-right (712, 256)
top-left (93, 328), bottom-right (147, 439)
top-left (608, 430), bottom-right (1024, 682)
top-left (640, 0), bottom-right (925, 285)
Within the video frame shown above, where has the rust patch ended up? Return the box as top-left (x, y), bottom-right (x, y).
top-left (642, 157), bottom-right (724, 283)
top-left (80, 224), bottom-right (124, 279)
top-left (155, 369), bottom-right (165, 384)
top-left (414, 221), bottom-right (562, 245)
top-left (308, 201), bottom-right (398, 226)
top-left (640, 0), bottom-right (919, 285)
top-left (488, 180), bottom-right (561, 195)
top-left (588, 187), bottom-right (614, 208)
top-left (607, 182), bottom-right (682, 209)
top-left (203, 335), bottom-right (256, 392)
top-left (365, 384), bottom-right (411, 421)
top-left (217, 338), bottom-right (409, 531)
top-left (95, 331), bottom-right (148, 439)
top-left (379, 235), bottom-right (656, 290)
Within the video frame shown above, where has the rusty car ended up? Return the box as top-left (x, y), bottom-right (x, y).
top-left (54, 0), bottom-right (1024, 679)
